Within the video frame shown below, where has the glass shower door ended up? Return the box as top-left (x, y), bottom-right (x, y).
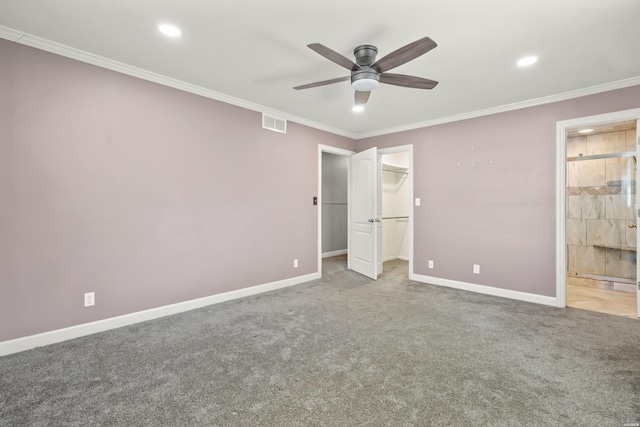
top-left (566, 125), bottom-right (638, 317)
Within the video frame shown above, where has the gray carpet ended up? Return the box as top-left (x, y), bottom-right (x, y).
top-left (1, 256), bottom-right (639, 426)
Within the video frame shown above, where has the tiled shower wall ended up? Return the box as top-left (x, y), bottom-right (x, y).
top-left (567, 129), bottom-right (637, 284)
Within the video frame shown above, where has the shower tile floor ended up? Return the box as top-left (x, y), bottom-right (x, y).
top-left (568, 285), bottom-right (637, 319)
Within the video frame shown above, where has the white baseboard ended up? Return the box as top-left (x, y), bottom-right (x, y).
top-left (322, 249), bottom-right (347, 258)
top-left (383, 256), bottom-right (409, 262)
top-left (409, 273), bottom-right (557, 307)
top-left (0, 272), bottom-right (320, 357)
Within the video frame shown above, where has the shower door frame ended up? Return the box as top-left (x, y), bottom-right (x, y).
top-left (556, 107), bottom-right (640, 316)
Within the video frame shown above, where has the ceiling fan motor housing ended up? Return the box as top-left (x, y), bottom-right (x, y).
top-left (353, 45), bottom-right (378, 67)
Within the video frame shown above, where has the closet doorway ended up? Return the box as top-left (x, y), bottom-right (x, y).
top-left (317, 144), bottom-right (413, 279)
top-left (379, 146), bottom-right (413, 279)
top-left (319, 145), bottom-right (353, 274)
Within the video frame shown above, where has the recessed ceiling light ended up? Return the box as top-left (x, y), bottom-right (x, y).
top-left (352, 105), bottom-right (365, 112)
top-left (517, 56), bottom-right (538, 67)
top-left (159, 24), bottom-right (181, 38)
top-left (578, 128), bottom-right (594, 134)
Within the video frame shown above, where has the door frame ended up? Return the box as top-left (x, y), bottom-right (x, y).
top-left (555, 108), bottom-right (640, 310)
top-left (317, 144), bottom-right (414, 278)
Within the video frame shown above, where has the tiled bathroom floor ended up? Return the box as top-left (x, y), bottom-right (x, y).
top-left (567, 285), bottom-right (638, 319)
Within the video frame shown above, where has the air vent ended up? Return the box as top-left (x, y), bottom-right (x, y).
top-left (262, 114), bottom-right (287, 133)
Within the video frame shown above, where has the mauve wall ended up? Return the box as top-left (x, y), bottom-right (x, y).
top-left (0, 39), bottom-right (354, 342)
top-left (358, 85), bottom-right (640, 297)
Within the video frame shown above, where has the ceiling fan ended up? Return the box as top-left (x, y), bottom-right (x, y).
top-left (293, 37), bottom-right (439, 106)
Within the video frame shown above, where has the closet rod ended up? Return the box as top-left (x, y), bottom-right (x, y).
top-left (382, 216), bottom-right (409, 220)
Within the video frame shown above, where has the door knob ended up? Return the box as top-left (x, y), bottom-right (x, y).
top-left (368, 218), bottom-right (374, 223)
top-left (629, 223), bottom-right (637, 229)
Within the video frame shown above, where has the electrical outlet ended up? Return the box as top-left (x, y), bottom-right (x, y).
top-left (84, 292), bottom-right (95, 307)
top-left (428, 260), bottom-right (434, 269)
top-left (415, 198), bottom-right (421, 206)
top-left (473, 264), bottom-right (480, 274)
top-left (293, 259), bottom-right (299, 268)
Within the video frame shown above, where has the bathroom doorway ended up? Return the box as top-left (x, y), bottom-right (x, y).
top-left (564, 118), bottom-right (638, 318)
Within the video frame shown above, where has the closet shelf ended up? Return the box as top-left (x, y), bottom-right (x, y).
top-left (382, 162), bottom-right (408, 174)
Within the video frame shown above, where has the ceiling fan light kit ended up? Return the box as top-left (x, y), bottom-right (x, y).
top-left (351, 71), bottom-right (380, 91)
top-left (294, 37), bottom-right (439, 107)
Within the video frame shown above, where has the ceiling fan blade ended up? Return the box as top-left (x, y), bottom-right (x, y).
top-left (355, 90), bottom-right (371, 105)
top-left (308, 43), bottom-right (361, 71)
top-left (293, 76), bottom-right (350, 90)
top-left (380, 73), bottom-right (438, 89)
top-left (371, 37), bottom-right (437, 73)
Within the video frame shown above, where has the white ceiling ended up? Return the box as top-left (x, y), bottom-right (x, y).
top-left (566, 120), bottom-right (636, 138)
top-left (1, 0), bottom-right (639, 138)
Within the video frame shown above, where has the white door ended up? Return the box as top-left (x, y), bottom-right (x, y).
top-left (348, 147), bottom-right (380, 279)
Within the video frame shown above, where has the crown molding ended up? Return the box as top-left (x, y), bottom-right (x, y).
top-left (355, 76), bottom-right (640, 139)
top-left (1, 25), bottom-right (638, 142)
top-left (0, 25), bottom-right (358, 140)
top-left (0, 25), bottom-right (25, 41)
